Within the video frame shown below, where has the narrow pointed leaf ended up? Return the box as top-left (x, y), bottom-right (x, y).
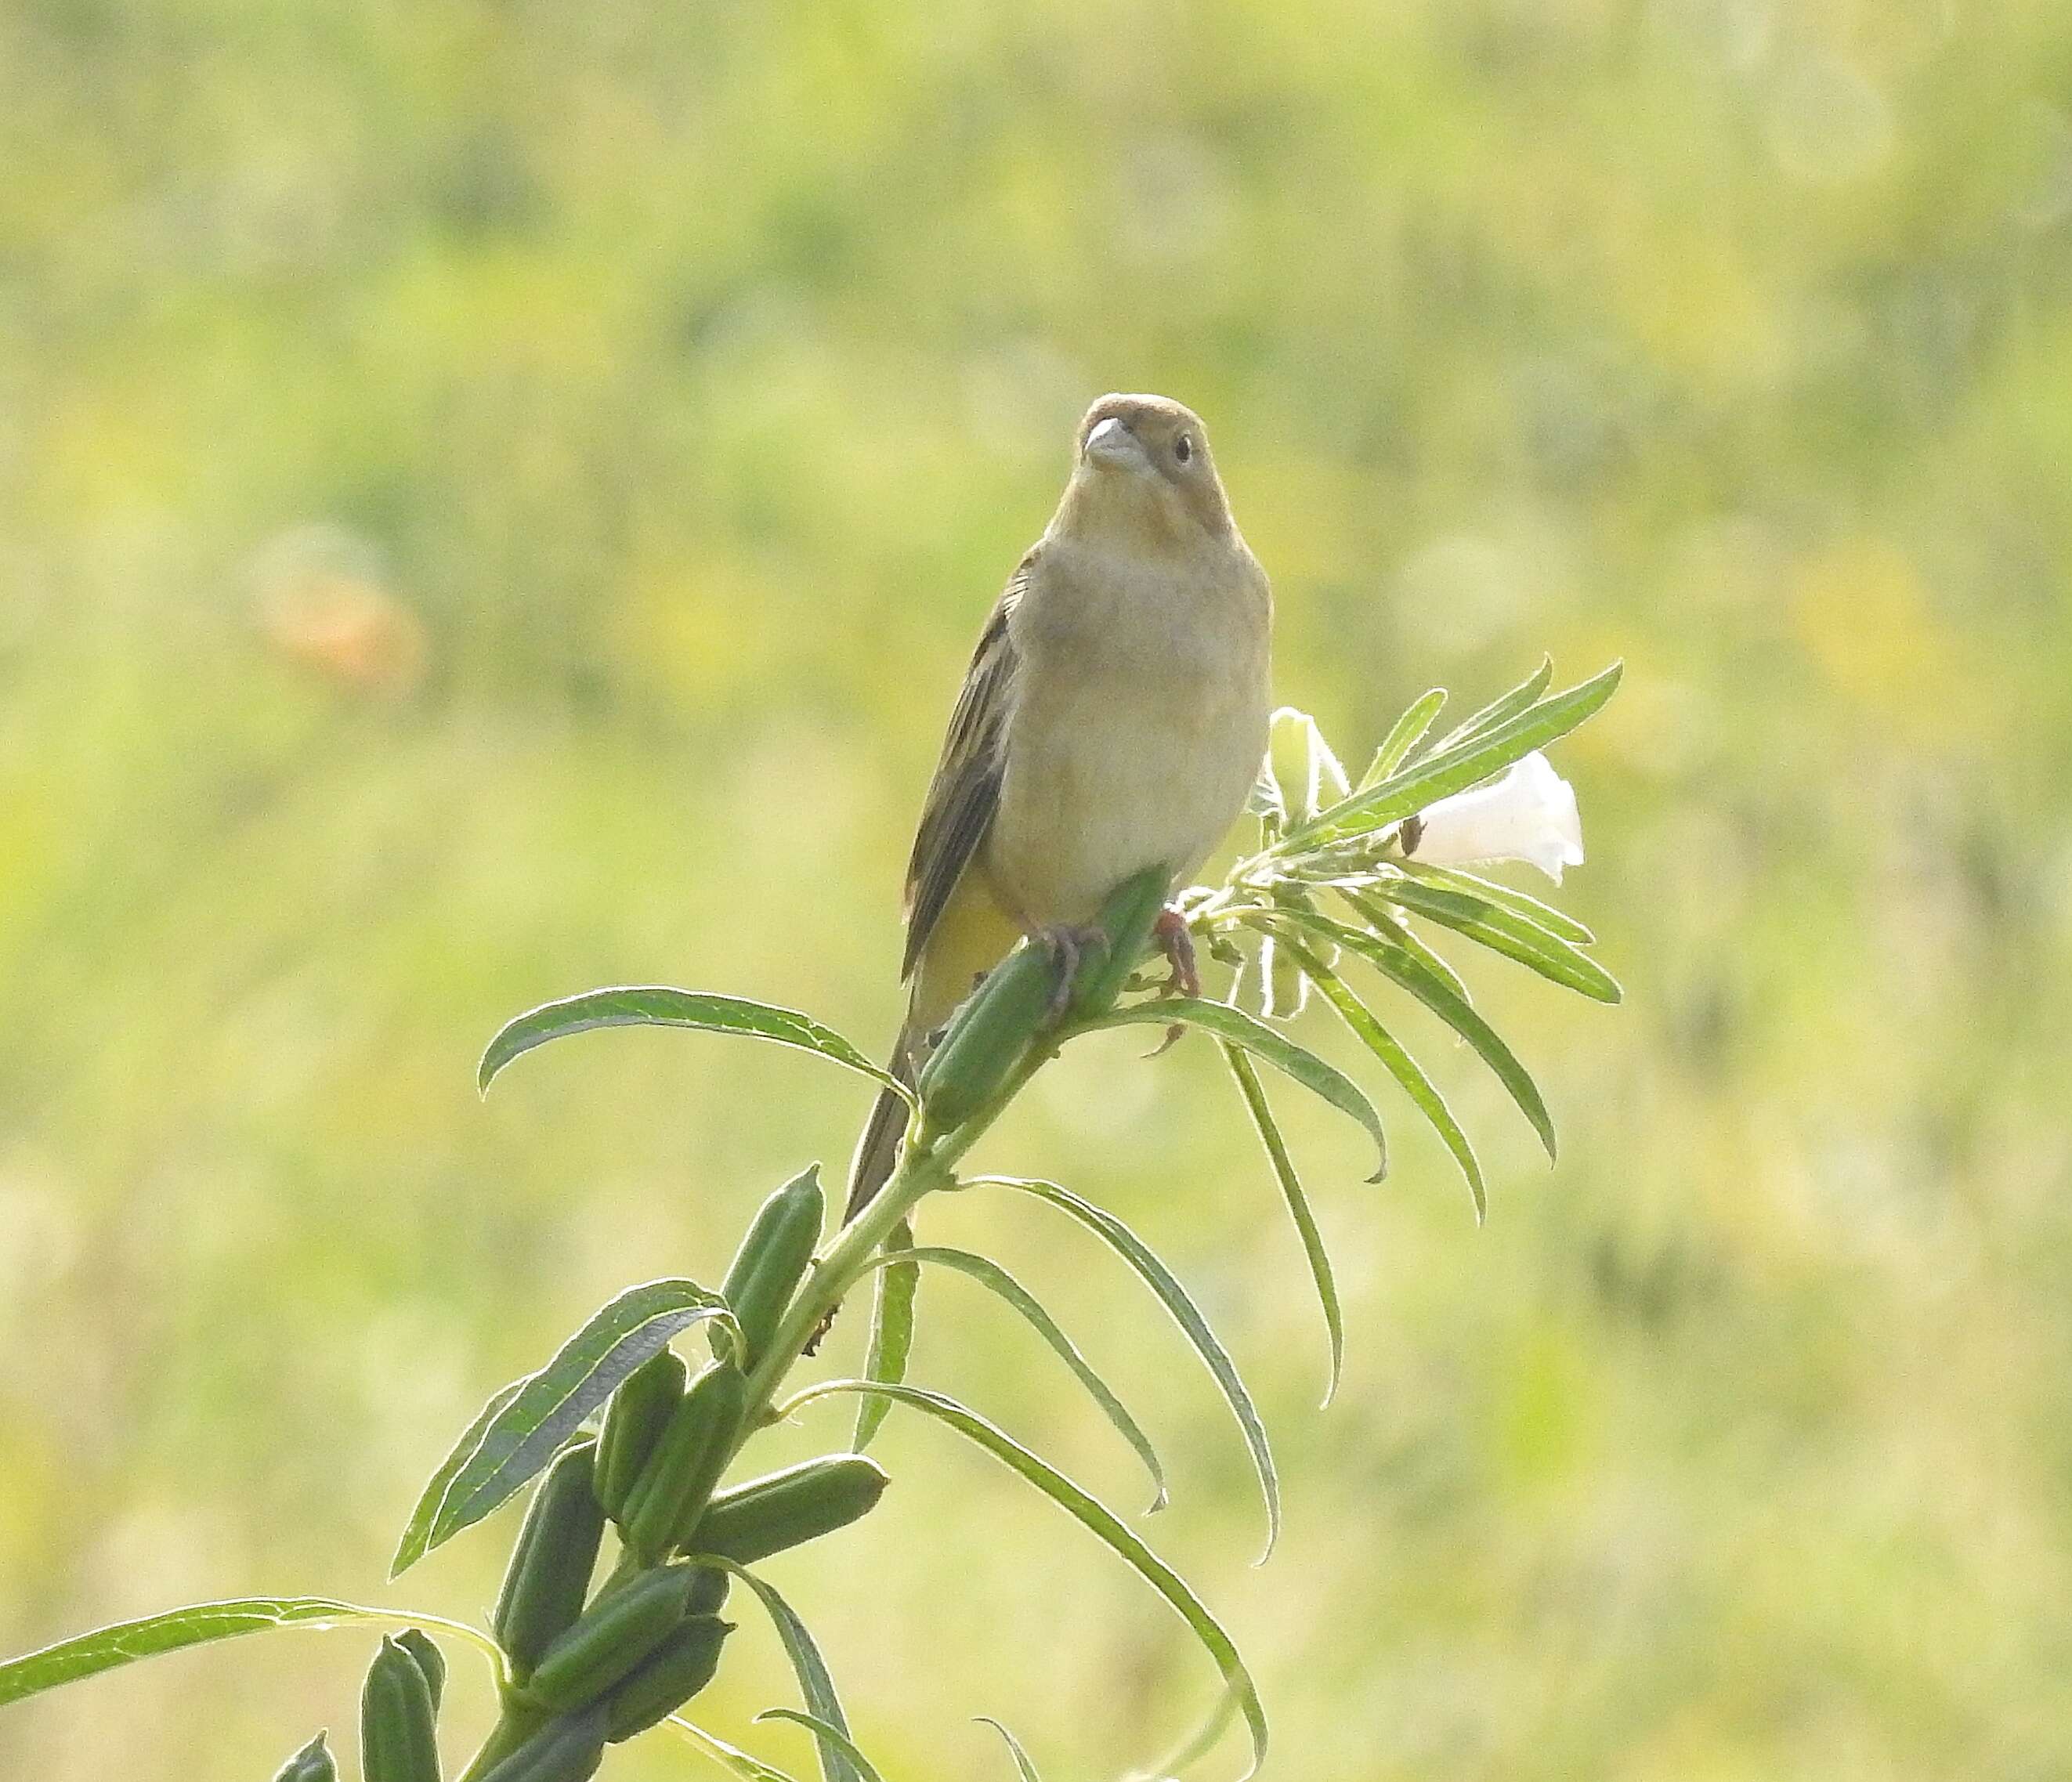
top-left (978, 1176), bottom-right (1278, 1560)
top-left (852, 1221), bottom-right (918, 1452)
top-left (1279, 908), bottom-right (1557, 1161)
top-left (1279, 937), bottom-right (1487, 1221)
top-left (1433, 656), bottom-right (1553, 752)
top-left (1359, 687), bottom-right (1446, 786)
top-left (0, 1599), bottom-right (498, 1708)
top-left (1072, 996), bottom-right (1386, 1182)
top-left (1401, 862), bottom-right (1595, 945)
top-left (712, 1566), bottom-right (865, 1782)
top-left (977, 1719), bottom-right (1045, 1782)
top-left (859, 1243), bottom-right (1167, 1513)
top-left (480, 987), bottom-right (912, 1104)
top-left (757, 1712), bottom-right (888, 1782)
top-left (1336, 890), bottom-right (1472, 1003)
top-left (389, 1379), bottom-right (523, 1579)
top-left (1289, 661), bottom-right (1621, 845)
top-left (783, 1380), bottom-right (1267, 1780)
top-left (395, 1279), bottom-right (735, 1574)
top-left (663, 1717), bottom-right (808, 1782)
top-left (1222, 1046), bottom-right (1343, 1405)
top-left (1376, 879), bottom-right (1622, 1004)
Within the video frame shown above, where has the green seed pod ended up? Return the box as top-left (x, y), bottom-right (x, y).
top-left (518, 1562), bottom-right (700, 1715)
top-left (915, 942), bottom-right (1054, 1133)
top-left (595, 1347), bottom-right (687, 1521)
top-left (602, 1615), bottom-right (732, 1742)
top-left (685, 1565), bottom-right (729, 1618)
top-left (494, 1440), bottom-right (606, 1683)
top-left (473, 1706), bottom-right (609, 1782)
top-left (620, 1361), bottom-right (747, 1562)
top-left (360, 1635), bottom-right (442, 1782)
top-left (718, 1168), bottom-right (824, 1369)
top-left (1069, 866), bottom-right (1173, 1017)
top-left (686, 1455), bottom-right (889, 1567)
top-left (394, 1629), bottom-right (447, 1715)
top-left (272, 1731), bottom-right (338, 1782)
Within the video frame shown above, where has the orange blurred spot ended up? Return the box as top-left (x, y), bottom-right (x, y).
top-left (251, 527), bottom-right (427, 696)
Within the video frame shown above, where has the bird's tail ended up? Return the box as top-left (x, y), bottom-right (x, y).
top-left (844, 1027), bottom-right (918, 1226)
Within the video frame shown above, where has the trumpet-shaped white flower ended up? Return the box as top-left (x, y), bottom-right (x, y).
top-left (1408, 750), bottom-right (1585, 884)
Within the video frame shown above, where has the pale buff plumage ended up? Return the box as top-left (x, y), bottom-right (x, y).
top-left (845, 394), bottom-right (1273, 1220)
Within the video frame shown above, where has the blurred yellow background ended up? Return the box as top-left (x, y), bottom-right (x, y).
top-left (5, 1), bottom-right (2072, 1777)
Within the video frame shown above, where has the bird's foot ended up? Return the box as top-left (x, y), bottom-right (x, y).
top-left (1141, 907), bottom-right (1200, 1057)
top-left (1152, 907), bottom-right (1202, 999)
top-left (1036, 923), bottom-right (1108, 1021)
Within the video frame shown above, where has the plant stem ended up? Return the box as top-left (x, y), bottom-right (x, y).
top-left (454, 912), bottom-right (1128, 1782)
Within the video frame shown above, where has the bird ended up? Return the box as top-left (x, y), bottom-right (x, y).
top-left (844, 392), bottom-right (1273, 1223)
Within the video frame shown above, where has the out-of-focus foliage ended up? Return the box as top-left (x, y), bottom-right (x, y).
top-left (3, 0), bottom-right (2070, 1777)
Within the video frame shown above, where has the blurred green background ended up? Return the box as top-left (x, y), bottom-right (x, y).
top-left (5, 0), bottom-right (2072, 1777)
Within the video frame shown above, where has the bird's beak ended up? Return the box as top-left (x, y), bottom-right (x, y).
top-left (1083, 416), bottom-right (1145, 470)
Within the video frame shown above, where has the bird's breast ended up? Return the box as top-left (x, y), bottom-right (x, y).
top-left (985, 551), bottom-right (1269, 925)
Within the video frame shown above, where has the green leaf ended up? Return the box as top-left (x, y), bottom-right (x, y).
top-left (1335, 890), bottom-right (1472, 1003)
top-left (1279, 936), bottom-right (1487, 1222)
top-left (0, 1599), bottom-right (500, 1708)
top-left (479, 987), bottom-right (913, 1104)
top-left (756, 1712), bottom-right (888, 1782)
top-left (1401, 861), bottom-right (1595, 945)
top-left (976, 1719), bottom-right (1044, 1782)
top-left (1221, 1046), bottom-right (1343, 1407)
top-left (1376, 879), bottom-right (1622, 1005)
top-left (783, 1380), bottom-right (1268, 1781)
top-left (1432, 656), bottom-right (1553, 753)
top-left (852, 1221), bottom-right (917, 1454)
top-left (1072, 995), bottom-right (1387, 1183)
top-left (392, 1279), bottom-right (735, 1575)
top-left (663, 1717), bottom-right (808, 1782)
top-left (1290, 661), bottom-right (1622, 846)
top-left (860, 1243), bottom-right (1167, 1513)
top-left (1286, 906), bottom-right (1557, 1162)
top-left (1358, 687), bottom-right (1446, 787)
top-left (717, 1566), bottom-right (866, 1782)
top-left (388, 1379), bottom-right (523, 1583)
top-left (978, 1177), bottom-right (1278, 1561)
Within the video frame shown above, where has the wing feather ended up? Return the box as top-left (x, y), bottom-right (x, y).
top-left (900, 562), bottom-right (1028, 981)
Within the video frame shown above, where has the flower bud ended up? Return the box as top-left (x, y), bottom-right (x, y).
top-left (1266, 707), bottom-right (1350, 825)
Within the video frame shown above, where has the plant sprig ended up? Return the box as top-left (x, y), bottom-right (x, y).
top-left (0, 663), bottom-right (1622, 1782)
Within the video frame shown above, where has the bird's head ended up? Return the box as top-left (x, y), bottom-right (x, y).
top-left (1057, 392), bottom-right (1235, 548)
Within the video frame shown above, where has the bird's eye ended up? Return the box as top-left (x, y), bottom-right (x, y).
top-left (1173, 435), bottom-right (1194, 464)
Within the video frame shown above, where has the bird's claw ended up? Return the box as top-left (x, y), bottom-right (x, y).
top-left (1036, 924), bottom-right (1108, 1021)
top-left (1152, 906), bottom-right (1201, 1000)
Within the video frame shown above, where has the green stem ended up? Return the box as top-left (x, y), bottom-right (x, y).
top-left (452, 885), bottom-right (1150, 1782)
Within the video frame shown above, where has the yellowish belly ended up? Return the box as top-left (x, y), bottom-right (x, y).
top-left (985, 665), bottom-right (1266, 925)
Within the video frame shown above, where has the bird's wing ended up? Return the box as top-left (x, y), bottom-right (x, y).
top-left (899, 559), bottom-right (1028, 981)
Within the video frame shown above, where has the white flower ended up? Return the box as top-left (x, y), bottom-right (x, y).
top-left (1408, 751), bottom-right (1585, 884)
